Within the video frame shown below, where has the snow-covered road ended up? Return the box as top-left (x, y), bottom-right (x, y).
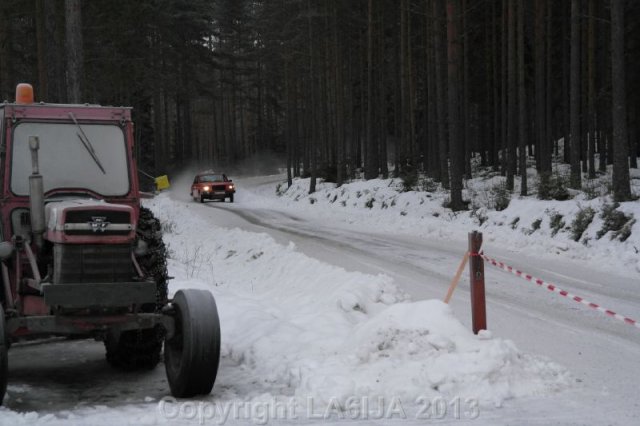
top-left (1, 174), bottom-right (638, 425)
top-left (191, 175), bottom-right (640, 424)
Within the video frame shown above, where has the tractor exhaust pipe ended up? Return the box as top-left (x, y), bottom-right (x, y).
top-left (28, 136), bottom-right (46, 248)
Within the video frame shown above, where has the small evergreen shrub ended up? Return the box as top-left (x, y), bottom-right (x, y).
top-left (597, 203), bottom-right (635, 242)
top-left (570, 206), bottom-right (595, 241)
top-left (524, 218), bottom-right (543, 235)
top-left (470, 208), bottom-right (488, 226)
top-left (550, 212), bottom-right (565, 236)
top-left (422, 177), bottom-right (439, 193)
top-left (582, 179), bottom-right (601, 200)
top-left (510, 217), bottom-right (520, 230)
top-left (615, 219), bottom-right (635, 242)
top-left (538, 173), bottom-right (570, 201)
top-left (401, 171), bottom-right (418, 192)
top-left (491, 181), bottom-right (511, 211)
top-left (365, 198), bottom-right (375, 209)
top-left (531, 218), bottom-right (542, 231)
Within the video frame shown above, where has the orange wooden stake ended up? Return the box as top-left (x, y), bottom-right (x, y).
top-left (444, 251), bottom-right (469, 304)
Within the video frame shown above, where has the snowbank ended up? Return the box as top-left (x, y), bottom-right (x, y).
top-left (152, 193), bottom-right (569, 408)
top-left (257, 174), bottom-right (640, 276)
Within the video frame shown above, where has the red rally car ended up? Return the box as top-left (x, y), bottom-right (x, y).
top-left (191, 171), bottom-right (236, 203)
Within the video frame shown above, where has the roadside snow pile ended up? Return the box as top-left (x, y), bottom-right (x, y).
top-left (148, 193), bottom-right (570, 408)
top-left (265, 176), bottom-right (640, 275)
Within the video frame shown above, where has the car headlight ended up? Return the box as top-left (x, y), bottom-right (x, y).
top-left (203, 186), bottom-right (210, 191)
top-left (228, 185), bottom-right (234, 190)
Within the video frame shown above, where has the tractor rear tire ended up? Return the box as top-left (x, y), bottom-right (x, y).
top-left (0, 305), bottom-right (7, 405)
top-left (165, 289), bottom-right (221, 397)
top-left (105, 206), bottom-right (169, 370)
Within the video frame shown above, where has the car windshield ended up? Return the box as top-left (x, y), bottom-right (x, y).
top-left (11, 122), bottom-right (130, 196)
top-left (200, 174), bottom-right (224, 183)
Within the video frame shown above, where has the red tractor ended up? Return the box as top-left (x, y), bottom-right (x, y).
top-left (0, 84), bottom-right (221, 404)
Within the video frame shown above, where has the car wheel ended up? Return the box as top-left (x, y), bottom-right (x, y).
top-left (229, 194), bottom-right (234, 203)
top-left (200, 194), bottom-right (205, 203)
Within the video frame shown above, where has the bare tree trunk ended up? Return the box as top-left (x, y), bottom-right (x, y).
top-left (426, 0), bottom-right (440, 180)
top-left (492, 1), bottom-right (500, 170)
top-left (153, 86), bottom-right (166, 173)
top-left (333, 0), bottom-right (345, 185)
top-left (285, 61), bottom-right (293, 187)
top-left (545, 0), bottom-right (554, 175)
top-left (0, 2), bottom-right (10, 101)
top-left (36, 0), bottom-right (48, 99)
top-left (501, 0), bottom-right (508, 175)
top-left (517, 0), bottom-right (527, 196)
top-left (47, 0), bottom-right (65, 102)
top-left (307, 0), bottom-right (317, 194)
top-left (407, 2), bottom-right (416, 166)
top-left (365, 0), bottom-right (377, 179)
top-left (378, 5), bottom-right (388, 178)
top-left (595, 0), bottom-right (608, 173)
top-left (630, 101), bottom-right (638, 169)
top-left (569, 0), bottom-right (582, 188)
top-left (65, 0), bottom-right (83, 103)
top-left (586, 0), bottom-right (596, 178)
top-left (446, 0), bottom-right (464, 210)
top-left (610, 0), bottom-right (631, 201)
top-left (506, 0), bottom-right (516, 190)
top-left (462, 0), bottom-right (471, 179)
top-left (535, 0), bottom-right (551, 194)
top-left (399, 0), bottom-right (408, 174)
top-left (433, 0), bottom-right (449, 189)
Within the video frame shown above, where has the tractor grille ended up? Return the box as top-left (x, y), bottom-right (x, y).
top-left (53, 244), bottom-right (134, 284)
top-left (64, 210), bottom-right (132, 236)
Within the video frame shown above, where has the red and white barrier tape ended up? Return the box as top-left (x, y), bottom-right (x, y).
top-left (480, 253), bottom-right (640, 330)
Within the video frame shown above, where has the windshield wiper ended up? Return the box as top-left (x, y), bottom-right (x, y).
top-left (68, 112), bottom-right (106, 174)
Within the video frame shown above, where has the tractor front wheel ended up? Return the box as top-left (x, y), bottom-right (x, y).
top-left (165, 289), bottom-right (221, 397)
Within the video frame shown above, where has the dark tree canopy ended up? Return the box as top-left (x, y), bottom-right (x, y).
top-left (0, 0), bottom-right (637, 202)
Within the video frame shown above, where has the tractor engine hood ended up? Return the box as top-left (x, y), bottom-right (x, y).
top-left (45, 199), bottom-right (136, 244)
